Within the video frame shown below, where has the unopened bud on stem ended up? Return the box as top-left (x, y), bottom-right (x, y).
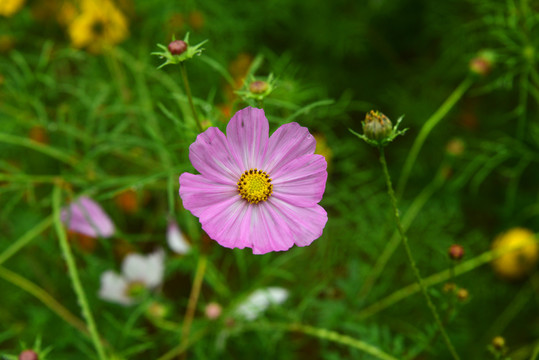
top-left (363, 110), bottom-right (392, 141)
top-left (168, 40), bottom-right (188, 55)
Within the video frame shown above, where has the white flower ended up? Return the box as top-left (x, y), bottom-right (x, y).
top-left (99, 249), bottom-right (165, 306)
top-left (167, 219), bottom-right (191, 254)
top-left (235, 287), bottom-right (288, 321)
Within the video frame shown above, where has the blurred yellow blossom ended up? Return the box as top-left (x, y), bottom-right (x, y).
top-left (314, 133), bottom-right (333, 168)
top-left (492, 228), bottom-right (538, 280)
top-left (0, 0), bottom-right (24, 17)
top-left (68, 0), bottom-right (128, 54)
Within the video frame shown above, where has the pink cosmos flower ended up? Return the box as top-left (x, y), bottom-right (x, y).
top-left (179, 107), bottom-right (328, 254)
top-left (61, 196), bottom-right (115, 238)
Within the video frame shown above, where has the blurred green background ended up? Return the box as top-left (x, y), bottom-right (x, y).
top-left (1, 0), bottom-right (539, 359)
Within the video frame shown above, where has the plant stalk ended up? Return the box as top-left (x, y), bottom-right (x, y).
top-left (379, 148), bottom-right (460, 360)
top-left (53, 185), bottom-right (107, 360)
top-left (180, 62), bottom-right (203, 132)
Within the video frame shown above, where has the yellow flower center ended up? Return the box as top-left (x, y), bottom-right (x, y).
top-left (237, 169), bottom-right (273, 204)
top-left (91, 20), bottom-right (105, 36)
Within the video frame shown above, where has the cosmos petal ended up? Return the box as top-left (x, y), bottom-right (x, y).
top-left (263, 122), bottom-right (316, 174)
top-left (250, 203), bottom-right (295, 254)
top-left (267, 198), bottom-right (327, 247)
top-left (199, 196), bottom-right (252, 250)
top-left (179, 173), bottom-right (237, 217)
top-left (189, 127), bottom-right (242, 184)
top-left (226, 107), bottom-right (269, 170)
top-left (271, 154), bottom-right (328, 207)
top-left (61, 196), bottom-right (115, 238)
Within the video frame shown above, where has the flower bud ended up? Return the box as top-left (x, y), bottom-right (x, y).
top-left (443, 282), bottom-right (457, 293)
top-left (205, 302), bottom-right (222, 320)
top-left (363, 110), bottom-right (392, 141)
top-left (448, 244), bottom-right (464, 260)
top-left (249, 80), bottom-right (269, 94)
top-left (457, 288), bottom-right (469, 301)
top-left (168, 40), bottom-right (188, 55)
top-left (147, 301), bottom-right (170, 319)
top-left (445, 138), bottom-right (465, 157)
top-left (492, 336), bottom-right (505, 350)
top-left (469, 50), bottom-right (495, 76)
top-left (19, 350), bottom-right (39, 360)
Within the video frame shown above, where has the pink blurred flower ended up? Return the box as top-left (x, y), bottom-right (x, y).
top-left (61, 196), bottom-right (115, 238)
top-left (205, 302), bottom-right (222, 320)
top-left (179, 107), bottom-right (328, 254)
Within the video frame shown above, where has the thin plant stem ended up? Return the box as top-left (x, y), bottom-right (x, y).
top-left (158, 328), bottom-right (208, 360)
top-left (358, 241), bottom-right (532, 319)
top-left (179, 254), bottom-right (208, 360)
top-left (532, 342), bottom-right (539, 360)
top-left (52, 185), bottom-right (108, 360)
top-left (0, 133), bottom-right (78, 166)
top-left (0, 265), bottom-right (88, 335)
top-left (396, 76), bottom-right (473, 198)
top-left (359, 167), bottom-right (445, 298)
top-left (0, 215), bottom-right (53, 266)
top-left (379, 148), bottom-right (460, 360)
top-left (285, 323), bottom-right (398, 360)
top-left (180, 62), bottom-right (203, 132)
top-left (517, 67), bottom-right (530, 141)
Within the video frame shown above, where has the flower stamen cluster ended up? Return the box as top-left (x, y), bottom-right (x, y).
top-left (237, 169), bottom-right (273, 204)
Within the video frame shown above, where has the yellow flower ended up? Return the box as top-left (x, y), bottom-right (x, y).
top-left (492, 228), bottom-right (538, 280)
top-left (68, 0), bottom-right (128, 54)
top-left (0, 0), bottom-right (24, 17)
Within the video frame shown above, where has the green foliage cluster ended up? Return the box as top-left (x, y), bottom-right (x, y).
top-left (1, 0), bottom-right (539, 359)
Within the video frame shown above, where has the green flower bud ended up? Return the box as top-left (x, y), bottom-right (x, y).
top-left (492, 336), bottom-right (505, 350)
top-left (249, 80), bottom-right (269, 94)
top-left (363, 110), bottom-right (392, 141)
top-left (152, 33), bottom-right (208, 69)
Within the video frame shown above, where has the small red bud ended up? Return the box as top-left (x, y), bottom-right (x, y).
top-left (205, 302), bottom-right (222, 320)
top-left (19, 350), bottom-right (39, 360)
top-left (469, 50), bottom-right (495, 76)
top-left (448, 244), bottom-right (464, 260)
top-left (168, 40), bottom-right (188, 55)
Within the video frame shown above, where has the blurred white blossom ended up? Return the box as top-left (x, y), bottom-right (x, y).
top-left (167, 219), bottom-right (191, 254)
top-left (99, 249), bottom-right (165, 306)
top-left (235, 287), bottom-right (288, 321)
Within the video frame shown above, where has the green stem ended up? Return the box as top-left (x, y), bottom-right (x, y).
top-left (179, 254), bottom-right (207, 359)
top-left (517, 67), bottom-right (529, 141)
top-left (396, 77), bottom-right (473, 198)
top-left (286, 323), bottom-right (398, 360)
top-left (358, 242), bottom-right (530, 320)
top-left (0, 133), bottom-right (78, 167)
top-left (180, 62), bottom-right (203, 132)
top-left (0, 265), bottom-right (88, 335)
top-left (52, 185), bottom-right (107, 360)
top-left (379, 148), bottom-right (460, 360)
top-left (359, 168), bottom-right (444, 298)
top-left (0, 215), bottom-right (53, 266)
